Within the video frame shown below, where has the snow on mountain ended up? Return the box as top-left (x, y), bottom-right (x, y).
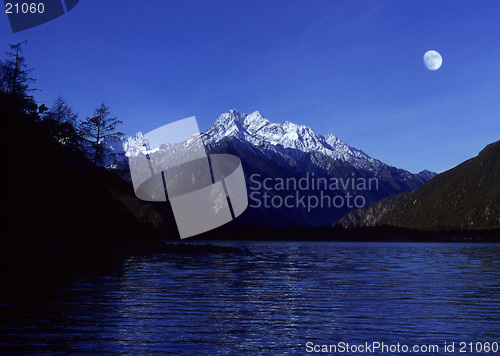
top-left (202, 109), bottom-right (424, 178)
top-left (204, 109), bottom-right (372, 162)
top-left (123, 109), bottom-right (391, 174)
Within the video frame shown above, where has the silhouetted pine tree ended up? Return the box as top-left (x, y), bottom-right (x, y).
top-left (0, 41), bottom-right (37, 115)
top-left (79, 103), bottom-right (123, 165)
top-left (42, 97), bottom-right (82, 150)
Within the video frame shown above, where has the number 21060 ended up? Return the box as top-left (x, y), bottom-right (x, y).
top-left (5, 3), bottom-right (45, 14)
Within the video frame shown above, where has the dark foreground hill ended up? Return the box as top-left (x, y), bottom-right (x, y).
top-left (2, 110), bottom-right (177, 244)
top-left (338, 141), bottom-right (500, 230)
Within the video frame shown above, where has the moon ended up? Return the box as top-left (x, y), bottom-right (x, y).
top-left (423, 50), bottom-right (442, 70)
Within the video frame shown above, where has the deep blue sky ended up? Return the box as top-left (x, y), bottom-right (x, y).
top-left (2, 0), bottom-right (499, 173)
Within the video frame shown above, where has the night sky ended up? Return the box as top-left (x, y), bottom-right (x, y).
top-left (2, 0), bottom-right (499, 173)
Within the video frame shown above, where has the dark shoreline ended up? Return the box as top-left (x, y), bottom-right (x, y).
top-left (2, 225), bottom-right (499, 253)
top-left (193, 225), bottom-right (500, 243)
top-left (1, 229), bottom-right (497, 282)
top-left (1, 226), bottom-right (498, 273)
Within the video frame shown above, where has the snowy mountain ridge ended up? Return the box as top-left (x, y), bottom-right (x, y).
top-left (202, 110), bottom-right (434, 180)
top-left (203, 109), bottom-right (374, 164)
top-left (123, 109), bottom-right (433, 179)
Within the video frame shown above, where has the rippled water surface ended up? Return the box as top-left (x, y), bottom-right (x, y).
top-left (1, 242), bottom-right (499, 355)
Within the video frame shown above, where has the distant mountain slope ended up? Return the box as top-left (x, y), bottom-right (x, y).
top-left (338, 141), bottom-right (500, 230)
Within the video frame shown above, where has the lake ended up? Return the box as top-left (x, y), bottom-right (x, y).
top-left (1, 242), bottom-right (499, 355)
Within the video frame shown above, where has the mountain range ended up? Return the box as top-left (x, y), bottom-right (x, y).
top-left (125, 110), bottom-right (436, 227)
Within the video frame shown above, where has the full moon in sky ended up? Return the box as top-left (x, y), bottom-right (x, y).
top-left (423, 50), bottom-right (443, 70)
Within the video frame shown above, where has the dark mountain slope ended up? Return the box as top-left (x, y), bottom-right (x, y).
top-left (2, 107), bottom-right (176, 244)
top-left (338, 141), bottom-right (500, 230)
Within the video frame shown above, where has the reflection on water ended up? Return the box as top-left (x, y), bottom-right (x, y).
top-left (1, 242), bottom-right (499, 355)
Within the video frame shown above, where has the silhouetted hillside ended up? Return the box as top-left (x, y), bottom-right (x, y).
top-left (2, 102), bottom-right (177, 244)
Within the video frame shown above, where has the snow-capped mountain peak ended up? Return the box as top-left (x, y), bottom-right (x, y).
top-left (209, 109), bottom-right (269, 137)
top-left (204, 110), bottom-right (374, 165)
